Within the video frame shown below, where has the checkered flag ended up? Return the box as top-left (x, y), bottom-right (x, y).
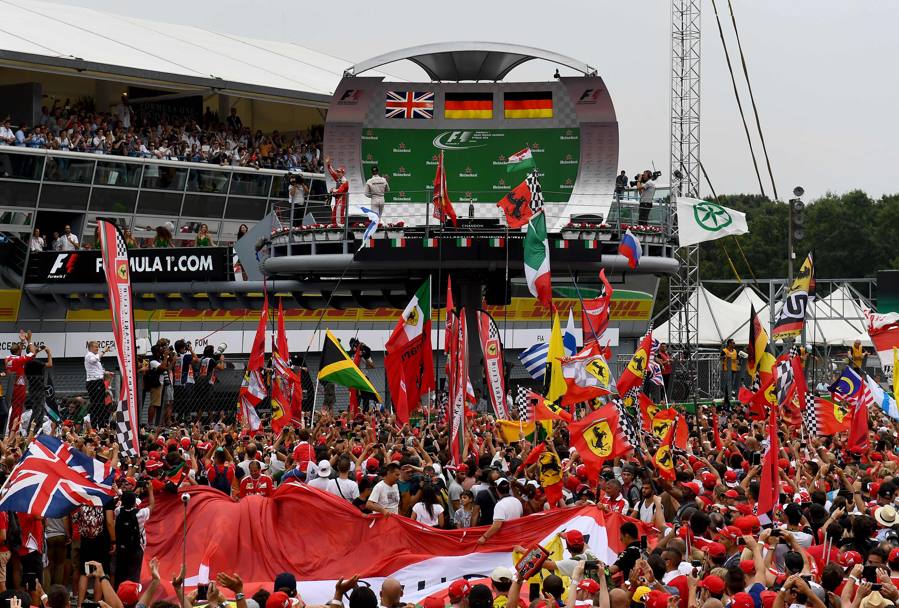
top-left (514, 385), bottom-right (535, 422)
top-left (526, 170), bottom-right (544, 214)
top-left (775, 345), bottom-right (801, 407)
top-left (613, 396), bottom-right (641, 454)
top-left (801, 392), bottom-right (818, 438)
top-left (114, 406), bottom-right (138, 458)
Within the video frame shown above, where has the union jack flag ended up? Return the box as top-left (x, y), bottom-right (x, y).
top-left (385, 91), bottom-right (434, 119)
top-left (649, 361), bottom-right (664, 387)
top-left (0, 435), bottom-right (115, 517)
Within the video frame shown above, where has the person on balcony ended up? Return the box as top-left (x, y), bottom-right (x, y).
top-left (325, 156), bottom-right (349, 225)
top-left (364, 166), bottom-right (389, 217)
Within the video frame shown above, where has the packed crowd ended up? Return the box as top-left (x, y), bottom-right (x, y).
top-left (0, 97), bottom-right (324, 172)
top-left (2, 329), bottom-right (899, 608)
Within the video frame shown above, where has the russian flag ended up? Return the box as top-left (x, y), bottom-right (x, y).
top-left (618, 229), bottom-right (641, 269)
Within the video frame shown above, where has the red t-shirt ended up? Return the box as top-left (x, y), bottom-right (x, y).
top-left (0, 512), bottom-right (8, 552)
top-left (805, 544), bottom-right (840, 574)
top-left (292, 442), bottom-right (313, 472)
top-left (239, 474), bottom-right (274, 498)
top-left (17, 513), bottom-right (43, 555)
top-left (600, 495), bottom-right (629, 514)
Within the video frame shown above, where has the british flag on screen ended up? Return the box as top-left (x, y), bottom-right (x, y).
top-left (385, 91), bottom-right (434, 119)
top-left (0, 435), bottom-right (116, 517)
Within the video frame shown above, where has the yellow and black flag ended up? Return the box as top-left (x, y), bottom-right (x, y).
top-left (772, 253), bottom-right (816, 340)
top-left (747, 305), bottom-right (777, 405)
top-left (318, 330), bottom-right (382, 402)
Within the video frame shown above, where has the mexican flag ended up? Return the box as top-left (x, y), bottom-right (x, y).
top-left (524, 212), bottom-right (552, 309)
top-left (385, 278), bottom-right (434, 421)
top-left (507, 147), bottom-right (536, 173)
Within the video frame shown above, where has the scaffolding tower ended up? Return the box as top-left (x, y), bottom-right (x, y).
top-left (669, 0), bottom-right (702, 398)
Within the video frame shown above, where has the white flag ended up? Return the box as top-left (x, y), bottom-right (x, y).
top-left (676, 197), bottom-right (749, 246)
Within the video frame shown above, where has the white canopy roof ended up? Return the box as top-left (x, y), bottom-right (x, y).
top-left (0, 0), bottom-right (357, 104)
top-left (655, 285), bottom-right (753, 346)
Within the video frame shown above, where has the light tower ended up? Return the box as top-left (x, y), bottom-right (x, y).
top-left (668, 0), bottom-right (701, 400)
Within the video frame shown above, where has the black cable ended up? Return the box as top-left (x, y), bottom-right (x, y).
top-left (710, 0), bottom-right (768, 198)
top-left (726, 0), bottom-right (779, 201)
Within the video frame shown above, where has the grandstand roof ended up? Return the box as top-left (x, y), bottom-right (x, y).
top-left (0, 0), bottom-right (358, 105)
top-left (348, 42), bottom-right (597, 81)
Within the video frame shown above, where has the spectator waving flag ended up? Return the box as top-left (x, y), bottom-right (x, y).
top-left (358, 206), bottom-right (381, 250)
top-left (618, 230), bottom-right (641, 269)
top-left (0, 435), bottom-right (115, 517)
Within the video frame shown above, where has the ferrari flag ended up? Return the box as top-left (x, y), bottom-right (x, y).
top-left (569, 403), bottom-right (631, 474)
top-left (616, 331), bottom-right (653, 396)
top-left (560, 343), bottom-right (612, 406)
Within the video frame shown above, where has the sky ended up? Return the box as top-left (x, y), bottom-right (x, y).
top-left (52, 0), bottom-right (899, 200)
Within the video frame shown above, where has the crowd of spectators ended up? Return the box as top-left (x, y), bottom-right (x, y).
top-left (0, 96), bottom-right (325, 173)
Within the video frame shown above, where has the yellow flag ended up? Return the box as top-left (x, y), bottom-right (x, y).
top-left (495, 420), bottom-right (536, 443)
top-left (545, 312), bottom-right (568, 403)
top-left (894, 347), bottom-right (898, 400)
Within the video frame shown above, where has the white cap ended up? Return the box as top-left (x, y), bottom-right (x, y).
top-left (317, 459), bottom-right (332, 478)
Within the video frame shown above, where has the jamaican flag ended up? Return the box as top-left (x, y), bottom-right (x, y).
top-left (318, 330), bottom-right (382, 402)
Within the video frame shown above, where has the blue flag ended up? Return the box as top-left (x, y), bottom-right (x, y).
top-left (829, 366), bottom-right (863, 399)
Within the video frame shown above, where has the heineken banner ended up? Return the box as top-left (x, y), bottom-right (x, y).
top-left (676, 197), bottom-right (749, 246)
top-left (360, 128), bottom-right (580, 204)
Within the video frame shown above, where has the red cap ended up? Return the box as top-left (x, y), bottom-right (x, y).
top-left (889, 548), bottom-right (899, 564)
top-left (701, 472), bottom-right (717, 487)
top-left (739, 560), bottom-right (756, 575)
top-left (733, 515), bottom-right (761, 534)
top-left (117, 581), bottom-right (142, 606)
top-left (870, 482), bottom-right (882, 496)
top-left (180, 437), bottom-right (192, 449)
top-left (699, 575), bottom-right (725, 595)
top-left (420, 598), bottom-right (445, 608)
top-left (566, 476), bottom-right (581, 492)
top-left (197, 442), bottom-right (212, 451)
top-left (645, 590), bottom-right (672, 608)
top-left (266, 592), bottom-right (291, 608)
top-left (724, 489), bottom-right (740, 499)
top-left (871, 452), bottom-right (884, 462)
top-left (761, 591), bottom-right (778, 608)
top-left (735, 503), bottom-right (754, 515)
top-left (148, 450), bottom-right (160, 461)
top-left (351, 446), bottom-right (363, 457)
top-left (448, 579), bottom-right (471, 600)
top-left (155, 437), bottom-right (165, 446)
top-left (732, 592), bottom-right (754, 608)
top-left (717, 526), bottom-right (742, 543)
top-left (577, 579), bottom-right (601, 595)
top-left (145, 460), bottom-right (164, 472)
top-left (575, 464), bottom-right (588, 481)
top-left (724, 470), bottom-right (738, 484)
top-left (842, 550), bottom-right (863, 567)
top-left (682, 481), bottom-right (700, 495)
top-left (125, 476), bottom-right (137, 487)
top-left (391, 452), bottom-right (403, 462)
top-left (705, 541), bottom-right (726, 558)
top-left (564, 530), bottom-right (585, 547)
top-left (366, 457), bottom-right (380, 471)
top-left (782, 484), bottom-right (795, 495)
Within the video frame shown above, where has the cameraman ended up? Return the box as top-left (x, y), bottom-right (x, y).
top-left (288, 174), bottom-right (309, 210)
top-left (636, 169), bottom-right (656, 224)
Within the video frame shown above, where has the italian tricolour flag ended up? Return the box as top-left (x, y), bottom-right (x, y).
top-left (507, 147), bottom-right (536, 172)
top-left (524, 212), bottom-right (552, 309)
top-left (384, 278), bottom-right (435, 422)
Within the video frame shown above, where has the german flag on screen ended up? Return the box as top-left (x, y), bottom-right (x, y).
top-left (504, 91), bottom-right (553, 119)
top-left (444, 92), bottom-right (493, 119)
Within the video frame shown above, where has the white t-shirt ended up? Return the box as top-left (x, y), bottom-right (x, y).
top-left (308, 476), bottom-right (331, 491)
top-left (58, 233), bottom-right (79, 251)
top-left (84, 351), bottom-right (105, 382)
top-left (326, 477), bottom-right (360, 502)
top-left (412, 502), bottom-right (444, 527)
top-left (29, 237), bottom-right (44, 252)
top-left (493, 496), bottom-right (523, 522)
top-left (639, 179), bottom-right (656, 203)
top-left (369, 480), bottom-right (400, 514)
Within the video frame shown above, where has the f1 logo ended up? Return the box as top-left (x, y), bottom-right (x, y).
top-left (339, 89), bottom-right (362, 101)
top-left (49, 254), bottom-right (68, 275)
top-left (578, 89), bottom-right (602, 102)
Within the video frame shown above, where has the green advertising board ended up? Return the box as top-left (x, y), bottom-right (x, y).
top-left (360, 128), bottom-right (580, 204)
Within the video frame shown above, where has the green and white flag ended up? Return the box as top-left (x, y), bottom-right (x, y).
top-left (507, 147), bottom-right (536, 173)
top-left (676, 197), bottom-right (749, 246)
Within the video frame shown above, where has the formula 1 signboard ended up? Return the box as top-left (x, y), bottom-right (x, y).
top-left (25, 248), bottom-right (230, 284)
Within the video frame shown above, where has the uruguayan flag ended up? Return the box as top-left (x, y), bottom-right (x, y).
top-left (360, 207), bottom-right (381, 246)
top-left (519, 342), bottom-right (549, 381)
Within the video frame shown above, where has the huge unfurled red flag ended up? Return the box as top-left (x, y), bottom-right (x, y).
top-left (448, 308), bottom-right (469, 465)
top-left (772, 253), bottom-right (816, 340)
top-left (524, 212), bottom-right (552, 310)
top-left (617, 331), bottom-right (653, 396)
top-left (863, 308), bottom-right (899, 367)
top-left (582, 269), bottom-right (613, 347)
top-left (618, 230), bottom-right (641, 269)
top-left (97, 219), bottom-right (139, 456)
top-left (0, 435), bottom-right (116, 517)
top-left (385, 279), bottom-right (434, 423)
top-left (569, 403), bottom-right (632, 477)
top-left (238, 298), bottom-right (267, 433)
top-left (560, 343), bottom-right (613, 406)
top-left (756, 397), bottom-right (781, 515)
top-left (271, 299), bottom-right (302, 432)
top-left (476, 310), bottom-right (509, 419)
top-left (432, 150), bottom-right (457, 227)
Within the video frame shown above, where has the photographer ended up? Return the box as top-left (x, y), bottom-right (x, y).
top-left (636, 169), bottom-right (656, 224)
top-left (288, 173), bottom-right (309, 210)
top-left (114, 481), bottom-right (154, 584)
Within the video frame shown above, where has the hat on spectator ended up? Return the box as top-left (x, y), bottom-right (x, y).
top-left (575, 464), bottom-right (588, 481)
top-left (180, 437), bottom-right (192, 449)
top-left (266, 592), bottom-right (291, 608)
top-left (577, 579), bottom-right (601, 595)
top-left (632, 586), bottom-right (652, 603)
top-left (366, 457), bottom-right (380, 471)
top-left (701, 472), bottom-right (717, 488)
top-left (149, 451), bottom-right (161, 460)
top-left (391, 452), bottom-right (403, 462)
top-left (875, 505), bottom-right (898, 528)
top-left (155, 437), bottom-right (166, 447)
top-left (841, 550), bottom-right (863, 567)
top-left (448, 579), bottom-right (472, 601)
top-left (739, 560), bottom-right (756, 575)
top-left (316, 460), bottom-right (332, 478)
top-left (645, 590), bottom-right (672, 608)
top-left (682, 481), bottom-right (700, 496)
top-left (733, 515), bottom-right (761, 534)
top-left (724, 470), bottom-right (739, 487)
top-left (731, 592), bottom-right (755, 608)
top-left (760, 591), bottom-right (778, 608)
top-left (197, 442), bottom-right (212, 452)
top-left (146, 460), bottom-right (164, 472)
top-left (724, 489), bottom-right (740, 499)
top-left (563, 530), bottom-right (585, 547)
top-left (888, 547), bottom-right (899, 566)
top-left (735, 503), bottom-right (754, 516)
top-left (490, 567), bottom-right (514, 583)
top-left (705, 542), bottom-right (726, 559)
top-left (717, 526), bottom-right (742, 544)
top-left (861, 591), bottom-right (893, 608)
top-left (447, 463), bottom-right (469, 473)
top-left (469, 584), bottom-right (493, 608)
top-left (351, 446), bottom-right (363, 457)
top-left (274, 572), bottom-right (297, 597)
top-left (117, 581), bottom-right (142, 606)
top-left (699, 575), bottom-right (725, 595)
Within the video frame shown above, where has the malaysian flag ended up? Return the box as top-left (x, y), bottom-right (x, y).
top-left (0, 435), bottom-right (115, 517)
top-left (385, 91), bottom-right (434, 119)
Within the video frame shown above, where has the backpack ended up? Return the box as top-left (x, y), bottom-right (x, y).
top-left (144, 366), bottom-right (162, 389)
top-left (115, 507), bottom-right (141, 550)
top-left (208, 464), bottom-right (232, 494)
top-left (4, 511), bottom-right (21, 553)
